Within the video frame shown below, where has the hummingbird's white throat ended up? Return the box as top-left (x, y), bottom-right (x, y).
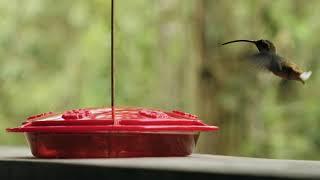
top-left (300, 71), bottom-right (312, 81)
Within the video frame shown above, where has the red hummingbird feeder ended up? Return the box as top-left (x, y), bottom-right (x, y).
top-left (6, 0), bottom-right (218, 158)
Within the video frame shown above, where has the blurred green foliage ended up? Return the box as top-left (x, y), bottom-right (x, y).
top-left (0, 0), bottom-right (320, 160)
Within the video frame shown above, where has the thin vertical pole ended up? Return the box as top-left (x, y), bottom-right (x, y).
top-left (111, 0), bottom-right (116, 124)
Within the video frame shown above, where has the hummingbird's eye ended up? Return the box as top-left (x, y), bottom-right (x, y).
top-left (265, 43), bottom-right (270, 49)
top-left (261, 41), bottom-right (269, 49)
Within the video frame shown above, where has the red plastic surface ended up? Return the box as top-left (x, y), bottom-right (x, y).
top-left (7, 107), bottom-right (218, 158)
top-left (26, 133), bottom-right (199, 158)
top-left (8, 108), bottom-right (218, 133)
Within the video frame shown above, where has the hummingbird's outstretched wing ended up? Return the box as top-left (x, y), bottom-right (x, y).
top-left (247, 52), bottom-right (282, 72)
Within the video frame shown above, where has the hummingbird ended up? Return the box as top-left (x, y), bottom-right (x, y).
top-left (221, 39), bottom-right (312, 84)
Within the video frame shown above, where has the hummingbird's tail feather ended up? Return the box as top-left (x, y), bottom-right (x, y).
top-left (221, 40), bottom-right (256, 46)
top-left (300, 71), bottom-right (312, 81)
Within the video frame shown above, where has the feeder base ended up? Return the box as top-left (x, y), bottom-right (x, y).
top-left (26, 132), bottom-right (199, 158)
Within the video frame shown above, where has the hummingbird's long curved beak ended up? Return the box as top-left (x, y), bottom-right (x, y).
top-left (221, 40), bottom-right (256, 46)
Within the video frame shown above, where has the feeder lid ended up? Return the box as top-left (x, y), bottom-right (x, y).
top-left (7, 107), bottom-right (218, 133)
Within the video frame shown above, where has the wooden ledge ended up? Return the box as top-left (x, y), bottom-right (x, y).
top-left (1, 146), bottom-right (319, 180)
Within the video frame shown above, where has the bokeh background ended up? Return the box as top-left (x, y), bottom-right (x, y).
top-left (1, 0), bottom-right (320, 160)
